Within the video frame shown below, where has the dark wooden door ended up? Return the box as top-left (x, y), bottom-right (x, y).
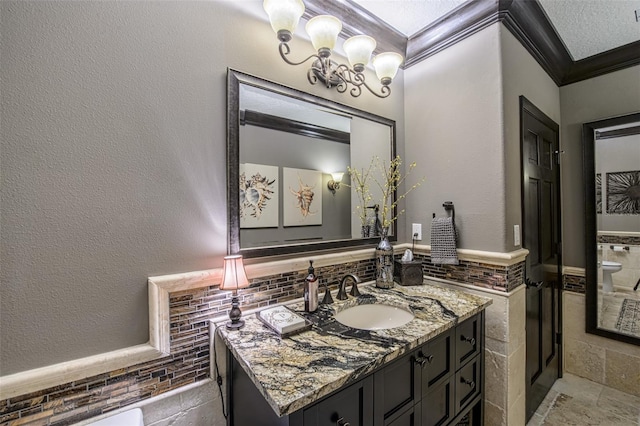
top-left (520, 96), bottom-right (562, 422)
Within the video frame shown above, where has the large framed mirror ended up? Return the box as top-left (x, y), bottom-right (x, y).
top-left (227, 69), bottom-right (397, 258)
top-left (583, 112), bottom-right (640, 345)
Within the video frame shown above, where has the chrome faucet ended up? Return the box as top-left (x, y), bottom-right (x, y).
top-left (336, 274), bottom-right (361, 300)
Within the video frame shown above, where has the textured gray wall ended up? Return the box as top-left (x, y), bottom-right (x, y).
top-left (404, 24), bottom-right (506, 252)
top-left (560, 65), bottom-right (640, 267)
top-left (0, 1), bottom-right (404, 375)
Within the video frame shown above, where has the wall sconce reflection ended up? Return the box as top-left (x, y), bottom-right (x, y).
top-left (327, 172), bottom-right (344, 193)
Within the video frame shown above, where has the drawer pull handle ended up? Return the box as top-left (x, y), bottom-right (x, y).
top-left (336, 417), bottom-right (350, 426)
top-left (461, 335), bottom-right (476, 346)
top-left (460, 377), bottom-right (476, 389)
top-left (414, 353), bottom-right (434, 367)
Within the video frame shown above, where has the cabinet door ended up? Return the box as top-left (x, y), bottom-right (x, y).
top-left (374, 351), bottom-right (419, 423)
top-left (386, 402), bottom-right (421, 426)
top-left (455, 356), bottom-right (481, 413)
top-left (455, 316), bottom-right (481, 369)
top-left (303, 376), bottom-right (373, 426)
top-left (418, 328), bottom-right (453, 395)
top-left (421, 378), bottom-right (453, 426)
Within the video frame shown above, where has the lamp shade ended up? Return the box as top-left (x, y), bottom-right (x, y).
top-left (372, 52), bottom-right (404, 84)
top-left (331, 172), bottom-right (344, 182)
top-left (263, 0), bottom-right (305, 37)
top-left (305, 15), bottom-right (342, 53)
top-left (343, 35), bottom-right (376, 71)
top-left (220, 255), bottom-right (250, 291)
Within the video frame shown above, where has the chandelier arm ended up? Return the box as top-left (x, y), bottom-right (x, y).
top-left (357, 76), bottom-right (391, 98)
top-left (327, 65), bottom-right (347, 93)
top-left (307, 68), bottom-right (319, 86)
top-left (339, 66), bottom-right (389, 98)
top-left (278, 43), bottom-right (391, 98)
top-left (278, 43), bottom-right (320, 67)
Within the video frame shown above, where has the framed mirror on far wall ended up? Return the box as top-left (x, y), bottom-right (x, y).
top-left (583, 111), bottom-right (640, 346)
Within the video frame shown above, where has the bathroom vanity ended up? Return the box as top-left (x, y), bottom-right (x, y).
top-left (219, 281), bottom-right (491, 426)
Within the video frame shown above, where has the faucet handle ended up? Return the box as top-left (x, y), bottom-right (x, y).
top-left (349, 279), bottom-right (361, 297)
top-left (322, 281), bottom-right (334, 305)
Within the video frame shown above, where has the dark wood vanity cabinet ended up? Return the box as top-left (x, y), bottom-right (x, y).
top-left (229, 312), bottom-right (484, 426)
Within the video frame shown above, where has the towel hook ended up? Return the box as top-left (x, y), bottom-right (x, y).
top-left (443, 201), bottom-right (458, 243)
top-left (443, 201), bottom-right (455, 222)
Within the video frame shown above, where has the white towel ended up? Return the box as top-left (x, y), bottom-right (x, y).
top-left (430, 217), bottom-right (459, 265)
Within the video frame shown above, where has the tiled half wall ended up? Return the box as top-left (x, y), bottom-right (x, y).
top-left (0, 246), bottom-right (527, 425)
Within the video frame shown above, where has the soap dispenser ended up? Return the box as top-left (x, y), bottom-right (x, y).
top-left (304, 260), bottom-right (319, 312)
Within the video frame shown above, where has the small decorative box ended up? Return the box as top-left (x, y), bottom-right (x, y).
top-left (256, 306), bottom-right (311, 337)
top-left (393, 260), bottom-right (423, 286)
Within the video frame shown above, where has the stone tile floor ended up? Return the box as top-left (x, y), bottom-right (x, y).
top-left (527, 373), bottom-right (640, 425)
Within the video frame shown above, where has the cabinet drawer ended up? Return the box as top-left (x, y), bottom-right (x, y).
top-left (455, 315), bottom-right (481, 369)
top-left (421, 378), bottom-right (454, 426)
top-left (303, 375), bottom-right (373, 426)
top-left (454, 356), bottom-right (481, 413)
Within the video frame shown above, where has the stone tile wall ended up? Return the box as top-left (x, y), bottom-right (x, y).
top-left (563, 292), bottom-right (640, 398)
top-left (435, 279), bottom-right (527, 426)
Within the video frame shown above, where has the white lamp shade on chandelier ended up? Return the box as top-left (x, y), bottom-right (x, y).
top-left (305, 15), bottom-right (342, 53)
top-left (372, 52), bottom-right (404, 83)
top-left (263, 0), bottom-right (305, 38)
top-left (343, 35), bottom-right (377, 71)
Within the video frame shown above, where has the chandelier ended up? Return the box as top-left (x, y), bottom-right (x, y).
top-left (263, 0), bottom-right (404, 98)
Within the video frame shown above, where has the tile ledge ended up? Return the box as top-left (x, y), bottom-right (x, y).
top-left (563, 266), bottom-right (585, 277)
top-left (428, 276), bottom-right (526, 297)
top-left (0, 344), bottom-right (164, 400)
top-left (398, 244), bottom-right (529, 266)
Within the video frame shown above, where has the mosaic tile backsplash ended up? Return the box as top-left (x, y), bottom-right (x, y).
top-left (0, 253), bottom-right (523, 425)
top-left (563, 273), bottom-right (586, 294)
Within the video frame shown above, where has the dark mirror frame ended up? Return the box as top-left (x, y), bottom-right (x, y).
top-left (583, 111), bottom-right (640, 346)
top-left (227, 69), bottom-right (397, 258)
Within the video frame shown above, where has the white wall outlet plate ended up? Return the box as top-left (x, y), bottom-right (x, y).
top-left (514, 224), bottom-right (521, 246)
top-left (412, 223), bottom-right (422, 240)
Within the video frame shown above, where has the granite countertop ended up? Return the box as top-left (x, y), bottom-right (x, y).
top-left (217, 280), bottom-right (492, 417)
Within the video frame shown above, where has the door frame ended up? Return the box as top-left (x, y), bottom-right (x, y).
top-left (519, 95), bottom-right (564, 416)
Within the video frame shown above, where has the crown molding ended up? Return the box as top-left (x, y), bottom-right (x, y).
top-left (405, 0), bottom-right (500, 68)
top-left (303, 0), bottom-right (406, 57)
top-left (305, 0), bottom-right (640, 86)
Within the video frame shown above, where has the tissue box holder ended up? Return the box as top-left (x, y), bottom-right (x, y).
top-left (394, 260), bottom-right (423, 286)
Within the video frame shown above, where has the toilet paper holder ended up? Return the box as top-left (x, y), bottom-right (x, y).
top-left (610, 245), bottom-right (629, 251)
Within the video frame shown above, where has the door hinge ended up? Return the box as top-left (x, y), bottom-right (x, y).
top-left (556, 332), bottom-right (562, 345)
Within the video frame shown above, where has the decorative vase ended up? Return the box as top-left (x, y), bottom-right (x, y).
top-left (375, 227), bottom-right (394, 288)
top-left (361, 224), bottom-right (371, 238)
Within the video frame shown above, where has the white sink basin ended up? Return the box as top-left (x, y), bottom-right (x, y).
top-left (334, 304), bottom-right (414, 330)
